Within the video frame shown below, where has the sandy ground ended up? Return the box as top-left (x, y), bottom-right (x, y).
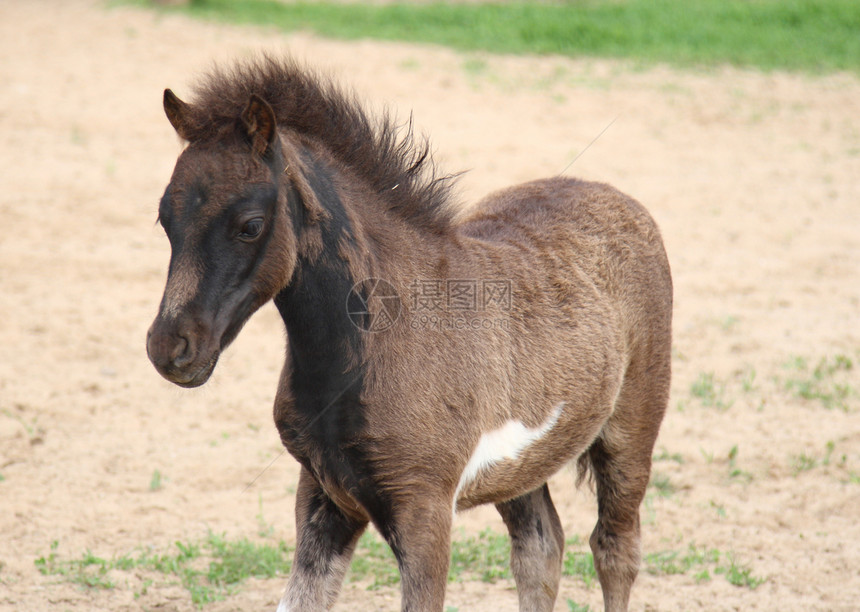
top-left (1, 1), bottom-right (859, 610)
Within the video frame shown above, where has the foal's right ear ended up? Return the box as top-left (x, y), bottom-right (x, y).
top-left (163, 89), bottom-right (194, 141)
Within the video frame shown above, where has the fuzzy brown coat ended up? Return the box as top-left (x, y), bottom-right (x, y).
top-left (146, 57), bottom-right (672, 612)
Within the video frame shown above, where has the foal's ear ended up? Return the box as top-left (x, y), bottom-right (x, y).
top-left (163, 89), bottom-right (194, 141)
top-left (240, 94), bottom-right (277, 157)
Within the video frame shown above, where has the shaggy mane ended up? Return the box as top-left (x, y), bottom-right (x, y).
top-left (179, 56), bottom-right (458, 229)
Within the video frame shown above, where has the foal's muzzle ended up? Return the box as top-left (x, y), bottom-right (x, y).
top-left (146, 315), bottom-right (219, 388)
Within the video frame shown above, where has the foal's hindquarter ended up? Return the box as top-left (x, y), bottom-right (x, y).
top-left (277, 173), bottom-right (671, 612)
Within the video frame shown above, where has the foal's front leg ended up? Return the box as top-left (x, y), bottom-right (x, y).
top-left (278, 467), bottom-right (367, 611)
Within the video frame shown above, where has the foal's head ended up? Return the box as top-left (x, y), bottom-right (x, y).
top-left (146, 90), bottom-right (300, 387)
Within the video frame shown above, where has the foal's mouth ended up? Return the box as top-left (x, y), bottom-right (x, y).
top-left (168, 352), bottom-right (220, 389)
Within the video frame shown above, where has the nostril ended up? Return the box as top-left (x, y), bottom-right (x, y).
top-left (171, 335), bottom-right (192, 367)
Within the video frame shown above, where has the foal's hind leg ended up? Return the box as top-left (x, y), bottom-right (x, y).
top-left (278, 467), bottom-right (367, 611)
top-left (586, 374), bottom-right (668, 612)
top-left (496, 483), bottom-right (565, 612)
top-left (381, 495), bottom-right (453, 612)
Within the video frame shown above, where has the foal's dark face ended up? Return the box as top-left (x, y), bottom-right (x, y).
top-left (147, 93), bottom-right (296, 388)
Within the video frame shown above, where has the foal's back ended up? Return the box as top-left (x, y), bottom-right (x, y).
top-left (459, 175), bottom-right (672, 371)
top-left (461, 177), bottom-right (668, 290)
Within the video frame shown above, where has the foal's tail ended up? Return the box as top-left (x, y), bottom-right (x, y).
top-left (575, 444), bottom-right (596, 490)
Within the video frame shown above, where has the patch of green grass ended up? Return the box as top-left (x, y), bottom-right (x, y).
top-left (563, 548), bottom-right (597, 588)
top-left (740, 366), bottom-right (758, 393)
top-left (35, 533), bottom-right (292, 605)
top-left (134, 577), bottom-right (153, 599)
top-left (347, 531), bottom-right (401, 589)
top-left (653, 448), bottom-right (685, 464)
top-left (727, 444), bottom-right (753, 483)
top-left (716, 554), bottom-right (766, 589)
top-left (449, 529), bottom-right (511, 582)
top-left (70, 125), bottom-right (88, 146)
top-left (400, 57), bottom-right (421, 71)
top-left (691, 372), bottom-right (733, 411)
top-left (34, 542), bottom-right (118, 589)
top-left (35, 541), bottom-right (112, 589)
top-left (783, 354), bottom-right (856, 411)
top-left (719, 315), bottom-right (740, 332)
top-left (256, 494), bottom-right (275, 538)
top-left (462, 57), bottom-right (489, 77)
top-left (149, 469), bottom-right (163, 491)
top-left (645, 545), bottom-right (720, 577)
top-left (349, 529), bottom-right (515, 587)
top-left (648, 472), bottom-right (676, 498)
top-left (35, 530), bottom-right (766, 602)
top-left (645, 544), bottom-right (764, 589)
top-left (350, 530), bottom-right (599, 589)
top-left (567, 599), bottom-right (591, 612)
top-left (790, 440), bottom-right (840, 475)
top-left (1, 407), bottom-right (43, 442)
top-left (125, 0), bottom-right (860, 74)
top-left (791, 452), bottom-right (820, 474)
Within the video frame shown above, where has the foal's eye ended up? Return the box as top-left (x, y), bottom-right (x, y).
top-left (238, 218), bottom-right (264, 240)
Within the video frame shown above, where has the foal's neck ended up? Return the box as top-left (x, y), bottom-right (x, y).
top-left (273, 148), bottom-right (456, 402)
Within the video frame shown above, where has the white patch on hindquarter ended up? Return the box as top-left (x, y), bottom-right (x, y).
top-left (454, 402), bottom-right (565, 507)
top-left (276, 599), bottom-right (289, 612)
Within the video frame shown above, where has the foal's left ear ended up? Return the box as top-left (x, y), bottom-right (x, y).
top-left (240, 94), bottom-right (277, 157)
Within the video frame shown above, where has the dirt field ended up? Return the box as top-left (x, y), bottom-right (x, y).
top-left (1, 1), bottom-right (859, 610)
